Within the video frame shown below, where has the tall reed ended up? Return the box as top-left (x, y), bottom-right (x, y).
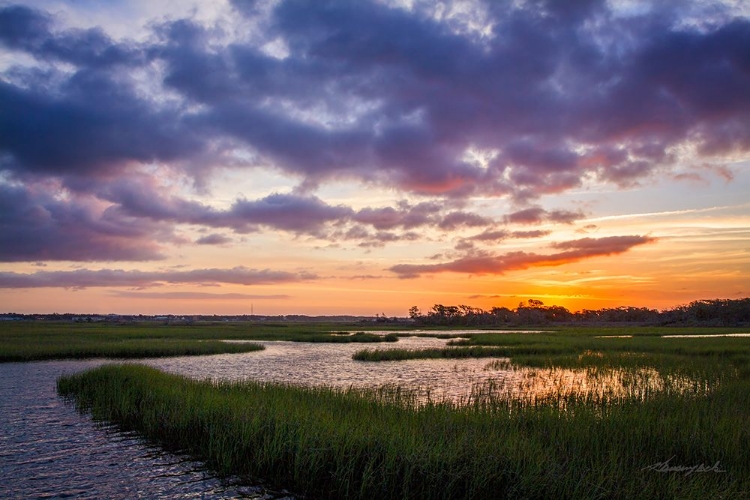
top-left (59, 364), bottom-right (749, 500)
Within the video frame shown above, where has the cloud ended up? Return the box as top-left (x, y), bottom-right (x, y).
top-left (465, 228), bottom-right (552, 243)
top-left (99, 176), bottom-right (495, 239)
top-left (438, 211), bottom-right (493, 230)
top-left (2, 1), bottom-right (745, 201)
top-left (0, 0), bottom-right (747, 268)
top-left (348, 274), bottom-right (384, 280)
top-left (511, 230), bottom-right (553, 239)
top-left (357, 231), bottom-right (421, 248)
top-left (550, 235), bottom-right (656, 254)
top-left (100, 179), bottom-right (353, 235)
top-left (466, 229), bottom-right (510, 242)
top-left (352, 202), bottom-right (441, 230)
top-left (0, 68), bottom-right (201, 181)
top-left (506, 207), bottom-right (584, 225)
top-left (110, 291), bottom-right (290, 300)
top-left (0, 267), bottom-right (318, 289)
top-left (0, 173), bottom-right (505, 262)
top-left (195, 233), bottom-right (232, 245)
top-left (226, 193), bottom-right (352, 233)
top-left (0, 183), bottom-right (167, 262)
top-left (0, 5), bottom-right (144, 67)
top-left (389, 235), bottom-right (656, 278)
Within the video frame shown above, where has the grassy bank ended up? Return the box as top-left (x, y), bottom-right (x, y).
top-left (354, 327), bottom-right (750, 371)
top-left (59, 364), bottom-right (749, 499)
top-left (0, 321), bottom-right (397, 362)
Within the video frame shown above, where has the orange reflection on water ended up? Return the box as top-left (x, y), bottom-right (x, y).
top-left (468, 361), bottom-right (713, 408)
top-left (148, 336), bottom-right (716, 409)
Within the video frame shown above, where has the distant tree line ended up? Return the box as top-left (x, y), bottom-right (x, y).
top-left (408, 298), bottom-right (750, 327)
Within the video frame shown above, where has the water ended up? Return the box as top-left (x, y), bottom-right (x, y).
top-left (663, 333), bottom-right (750, 338)
top-left (146, 335), bottom-right (683, 403)
top-left (1, 333), bottom-right (696, 498)
top-left (147, 336), bottom-right (506, 402)
top-left (0, 360), bottom-right (293, 499)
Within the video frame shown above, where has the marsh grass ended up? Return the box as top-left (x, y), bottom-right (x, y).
top-left (58, 363), bottom-right (750, 500)
top-left (0, 322), bottom-right (397, 362)
top-left (356, 327), bottom-right (750, 371)
top-left (353, 346), bottom-right (511, 361)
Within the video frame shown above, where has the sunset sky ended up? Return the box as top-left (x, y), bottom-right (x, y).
top-left (1, 0), bottom-right (748, 316)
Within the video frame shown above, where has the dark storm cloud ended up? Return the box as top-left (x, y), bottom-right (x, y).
top-left (0, 183), bottom-right (166, 262)
top-left (0, 75), bottom-right (201, 179)
top-left (0, 267), bottom-right (317, 289)
top-left (97, 179), bottom-right (354, 235)
top-left (389, 235), bottom-right (656, 278)
top-left (0, 5), bottom-right (201, 185)
top-left (263, 0), bottom-right (749, 194)
top-left (0, 5), bottom-right (51, 48)
top-left (0, 5), bottom-right (143, 67)
top-left (98, 177), bottom-right (493, 237)
top-left (2, 1), bottom-right (748, 194)
top-left (1, 0), bottom-right (747, 262)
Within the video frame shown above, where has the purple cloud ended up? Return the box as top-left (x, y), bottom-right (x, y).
top-left (356, 230), bottom-right (421, 248)
top-left (0, 267), bottom-right (317, 289)
top-left (100, 180), bottom-right (353, 235)
top-left (1, 1), bottom-right (747, 199)
top-left (0, 5), bottom-right (144, 67)
top-left (195, 234), bottom-right (232, 245)
top-left (465, 229), bottom-right (553, 243)
top-left (98, 177), bottom-right (494, 239)
top-left (0, 183), bottom-right (167, 262)
top-left (438, 211), bottom-right (493, 230)
top-left (0, 170), bottom-right (506, 262)
top-left (506, 207), bottom-right (585, 225)
top-left (352, 202), bottom-right (442, 230)
top-left (0, 0), bottom-right (746, 266)
top-left (110, 291), bottom-right (290, 300)
top-left (389, 235), bottom-right (656, 278)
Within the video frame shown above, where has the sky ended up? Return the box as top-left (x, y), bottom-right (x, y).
top-left (0, 0), bottom-right (748, 316)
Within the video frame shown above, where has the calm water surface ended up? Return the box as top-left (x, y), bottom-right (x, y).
top-left (147, 336), bottom-right (506, 402)
top-left (147, 335), bottom-right (675, 402)
top-left (2, 332), bottom-right (686, 498)
top-left (0, 360), bottom-right (292, 499)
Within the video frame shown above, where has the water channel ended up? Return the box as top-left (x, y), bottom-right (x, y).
top-left (1, 332), bottom-right (691, 498)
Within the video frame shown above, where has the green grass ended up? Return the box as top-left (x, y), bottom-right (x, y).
top-left (0, 321), bottom-right (398, 362)
top-left (58, 363), bottom-right (750, 499)
top-left (355, 327), bottom-right (750, 373)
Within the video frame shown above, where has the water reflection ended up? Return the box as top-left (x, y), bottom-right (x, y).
top-left (2, 332), bottom-right (717, 499)
top-left (478, 362), bottom-right (705, 405)
top-left (663, 333), bottom-right (750, 338)
top-left (143, 335), bottom-right (702, 406)
top-left (0, 361), bottom-right (295, 499)
top-left (147, 337), bottom-right (490, 403)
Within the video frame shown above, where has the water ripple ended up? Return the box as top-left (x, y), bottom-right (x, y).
top-left (2, 335), bottom-right (688, 498)
top-left (0, 360), bottom-right (294, 499)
